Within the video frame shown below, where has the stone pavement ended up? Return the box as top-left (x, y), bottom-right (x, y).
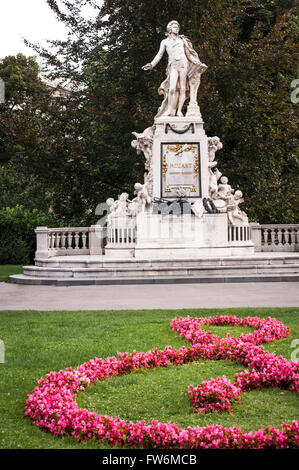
top-left (0, 281), bottom-right (298, 310)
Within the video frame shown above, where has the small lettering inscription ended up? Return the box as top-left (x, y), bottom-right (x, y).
top-left (161, 142), bottom-right (201, 198)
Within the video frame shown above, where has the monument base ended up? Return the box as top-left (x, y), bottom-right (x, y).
top-left (104, 248), bottom-right (135, 258)
top-left (105, 212), bottom-right (254, 259)
top-left (133, 245), bottom-right (255, 260)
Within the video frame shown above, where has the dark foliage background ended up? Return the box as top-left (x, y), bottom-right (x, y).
top-left (0, 0), bottom-right (298, 261)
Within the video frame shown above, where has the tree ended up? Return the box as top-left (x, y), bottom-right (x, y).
top-left (0, 54), bottom-right (51, 164)
top-left (3, 0), bottom-right (299, 224)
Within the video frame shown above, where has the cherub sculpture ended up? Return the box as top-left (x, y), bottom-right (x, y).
top-left (106, 193), bottom-right (130, 223)
top-left (215, 176), bottom-right (234, 201)
top-left (133, 182), bottom-right (152, 213)
top-left (227, 190), bottom-right (248, 225)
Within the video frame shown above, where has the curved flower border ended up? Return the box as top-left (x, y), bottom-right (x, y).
top-left (25, 315), bottom-right (299, 448)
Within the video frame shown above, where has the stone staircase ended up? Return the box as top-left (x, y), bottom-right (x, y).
top-left (10, 252), bottom-right (299, 285)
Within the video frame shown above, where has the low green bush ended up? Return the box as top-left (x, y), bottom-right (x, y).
top-left (0, 238), bottom-right (30, 264)
top-left (0, 205), bottom-right (56, 264)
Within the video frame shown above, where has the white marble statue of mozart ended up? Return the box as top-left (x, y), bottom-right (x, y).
top-left (143, 20), bottom-right (207, 117)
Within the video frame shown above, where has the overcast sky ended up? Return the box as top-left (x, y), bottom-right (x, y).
top-left (0, 0), bottom-right (100, 60)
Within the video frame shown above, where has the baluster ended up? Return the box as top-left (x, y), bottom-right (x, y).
top-left (82, 231), bottom-right (87, 249)
top-left (56, 232), bottom-right (61, 249)
top-left (74, 231), bottom-right (80, 249)
top-left (285, 228), bottom-right (295, 250)
top-left (263, 228), bottom-right (268, 245)
top-left (53, 232), bottom-right (57, 248)
top-left (276, 228), bottom-right (283, 251)
top-left (267, 229), bottom-right (273, 248)
top-left (50, 232), bottom-right (54, 248)
top-left (290, 229), bottom-right (296, 251)
top-left (67, 231), bottom-right (73, 250)
top-left (273, 228), bottom-right (279, 250)
top-left (283, 229), bottom-right (290, 247)
top-left (48, 233), bottom-right (53, 249)
top-left (61, 232), bottom-right (66, 249)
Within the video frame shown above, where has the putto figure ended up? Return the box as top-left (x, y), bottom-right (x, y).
top-left (142, 20), bottom-right (207, 117)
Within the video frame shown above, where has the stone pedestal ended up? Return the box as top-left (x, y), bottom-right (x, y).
top-left (105, 216), bottom-right (137, 258)
top-left (134, 212), bottom-right (254, 259)
top-left (104, 112), bottom-right (254, 259)
top-left (152, 116), bottom-right (209, 202)
top-left (250, 223), bottom-right (262, 252)
top-left (35, 226), bottom-right (50, 259)
top-left (89, 225), bottom-right (105, 255)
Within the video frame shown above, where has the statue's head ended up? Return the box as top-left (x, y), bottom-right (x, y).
top-left (119, 192), bottom-right (129, 201)
top-left (166, 20), bottom-right (180, 35)
top-left (106, 197), bottom-right (114, 207)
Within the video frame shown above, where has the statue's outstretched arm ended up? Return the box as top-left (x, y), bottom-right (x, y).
top-left (142, 40), bottom-right (166, 70)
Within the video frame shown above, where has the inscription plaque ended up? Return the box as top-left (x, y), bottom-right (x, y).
top-left (161, 142), bottom-right (201, 198)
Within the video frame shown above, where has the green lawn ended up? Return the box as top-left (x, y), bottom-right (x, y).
top-left (0, 308), bottom-right (298, 449)
top-left (0, 265), bottom-right (23, 282)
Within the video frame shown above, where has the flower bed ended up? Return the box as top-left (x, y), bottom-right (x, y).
top-left (25, 315), bottom-right (299, 448)
top-left (187, 376), bottom-right (242, 414)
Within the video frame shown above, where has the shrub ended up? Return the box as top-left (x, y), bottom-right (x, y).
top-left (0, 238), bottom-right (30, 265)
top-left (0, 205), bottom-right (56, 264)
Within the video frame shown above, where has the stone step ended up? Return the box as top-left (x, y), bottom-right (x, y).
top-left (34, 253), bottom-right (299, 269)
top-left (11, 252), bottom-right (299, 285)
top-left (23, 263), bottom-right (299, 279)
top-left (10, 272), bottom-right (299, 286)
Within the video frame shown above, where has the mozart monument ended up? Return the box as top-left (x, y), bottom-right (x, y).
top-left (104, 20), bottom-right (254, 259)
top-left (12, 19), bottom-right (299, 285)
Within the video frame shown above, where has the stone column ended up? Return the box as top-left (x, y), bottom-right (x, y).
top-left (250, 223), bottom-right (262, 252)
top-left (89, 225), bottom-right (105, 255)
top-left (35, 226), bottom-right (49, 259)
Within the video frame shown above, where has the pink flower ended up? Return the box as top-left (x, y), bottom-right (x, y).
top-left (24, 315), bottom-right (299, 449)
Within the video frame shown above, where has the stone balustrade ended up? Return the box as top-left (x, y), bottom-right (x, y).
top-left (107, 226), bottom-right (137, 248)
top-left (48, 227), bottom-right (89, 253)
top-left (35, 226), bottom-right (106, 259)
top-left (105, 217), bottom-right (137, 258)
top-left (35, 223), bottom-right (298, 259)
top-left (250, 224), bottom-right (299, 252)
top-left (228, 225), bottom-right (251, 244)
